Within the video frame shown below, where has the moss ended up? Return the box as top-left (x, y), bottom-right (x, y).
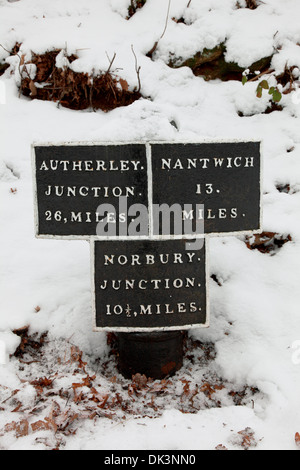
top-left (170, 44), bottom-right (272, 82)
top-left (181, 44), bottom-right (226, 70)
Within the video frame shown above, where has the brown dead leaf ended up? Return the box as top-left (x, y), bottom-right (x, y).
top-left (30, 376), bottom-right (54, 396)
top-left (90, 388), bottom-right (109, 408)
top-left (43, 402), bottom-right (61, 433)
top-left (119, 78), bottom-right (129, 91)
top-left (200, 382), bottom-right (224, 399)
top-left (181, 379), bottom-right (190, 395)
top-left (81, 375), bottom-right (96, 387)
top-left (70, 345), bottom-right (87, 372)
top-left (4, 421), bottom-right (17, 433)
top-left (71, 375), bottom-right (96, 404)
top-left (16, 420), bottom-right (29, 438)
top-left (90, 387), bottom-right (107, 405)
top-left (150, 379), bottom-right (171, 393)
top-left (44, 416), bottom-right (57, 433)
top-left (148, 394), bottom-right (159, 411)
top-left (295, 432), bottom-right (300, 449)
top-left (237, 427), bottom-right (257, 450)
top-left (11, 403), bottom-right (23, 413)
top-left (73, 389), bottom-right (85, 404)
top-left (31, 377), bottom-right (53, 388)
top-left (29, 80), bottom-right (37, 96)
top-left (245, 232), bottom-right (292, 253)
top-left (31, 420), bottom-right (52, 433)
top-left (98, 394), bottom-right (109, 409)
top-left (128, 373), bottom-right (150, 398)
top-left (1, 388), bottom-right (20, 405)
top-left (132, 373), bottom-right (148, 389)
top-left (5, 419), bottom-right (29, 438)
top-left (55, 409), bottom-right (79, 432)
top-left (80, 410), bottom-right (98, 420)
top-left (72, 382), bottom-right (83, 390)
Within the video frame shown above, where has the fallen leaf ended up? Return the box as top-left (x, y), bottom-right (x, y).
top-left (31, 420), bottom-right (52, 433)
top-left (132, 373), bottom-right (148, 389)
top-left (15, 419), bottom-right (29, 438)
top-left (55, 409), bottom-right (79, 432)
top-left (200, 382), bottom-right (224, 399)
top-left (181, 379), bottom-right (190, 395)
top-left (236, 427), bottom-right (257, 450)
top-left (29, 80), bottom-right (37, 97)
top-left (119, 78), bottom-right (129, 91)
top-left (4, 421), bottom-right (17, 433)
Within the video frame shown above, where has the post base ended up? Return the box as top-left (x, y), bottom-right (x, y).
top-left (116, 331), bottom-right (185, 380)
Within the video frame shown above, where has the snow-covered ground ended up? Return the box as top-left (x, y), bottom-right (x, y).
top-left (0, 0), bottom-right (300, 450)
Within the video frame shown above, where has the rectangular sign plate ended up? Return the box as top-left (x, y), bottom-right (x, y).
top-left (33, 143), bottom-right (148, 238)
top-left (151, 141), bottom-right (261, 236)
top-left (92, 238), bottom-right (208, 332)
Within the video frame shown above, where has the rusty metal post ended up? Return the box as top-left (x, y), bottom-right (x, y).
top-left (117, 331), bottom-right (185, 380)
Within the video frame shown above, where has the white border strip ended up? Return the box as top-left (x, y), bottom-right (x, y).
top-left (146, 142), bottom-right (153, 238)
top-left (31, 143), bottom-right (39, 240)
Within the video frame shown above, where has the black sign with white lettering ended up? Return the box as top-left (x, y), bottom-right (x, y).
top-left (33, 141), bottom-right (261, 238)
top-left (151, 142), bottom-right (261, 235)
top-left (92, 239), bottom-right (207, 331)
top-left (32, 141), bottom-right (261, 334)
top-left (33, 144), bottom-right (148, 237)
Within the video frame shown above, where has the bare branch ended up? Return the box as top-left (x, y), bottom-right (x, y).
top-left (160, 0), bottom-right (171, 40)
top-left (247, 68), bottom-right (275, 82)
top-left (0, 43), bottom-right (31, 84)
top-left (131, 45), bottom-right (141, 93)
top-left (146, 0), bottom-right (172, 59)
top-left (0, 43), bottom-right (12, 55)
top-left (105, 52), bottom-right (117, 75)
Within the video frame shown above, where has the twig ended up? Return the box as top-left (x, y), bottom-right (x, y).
top-left (89, 82), bottom-right (95, 112)
top-left (160, 0), bottom-right (171, 41)
top-left (105, 52), bottom-right (117, 75)
top-left (0, 43), bottom-right (22, 77)
top-left (247, 68), bottom-right (275, 82)
top-left (187, 0), bottom-right (192, 7)
top-left (107, 74), bottom-right (117, 101)
top-left (131, 45), bottom-right (141, 93)
top-left (146, 0), bottom-right (172, 59)
top-left (0, 43), bottom-right (32, 97)
top-left (0, 43), bottom-right (12, 55)
top-left (0, 43), bottom-right (32, 81)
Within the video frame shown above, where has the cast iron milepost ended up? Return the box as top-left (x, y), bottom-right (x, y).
top-left (32, 141), bottom-right (261, 379)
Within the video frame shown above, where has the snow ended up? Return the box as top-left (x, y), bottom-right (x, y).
top-left (1, 0), bottom-right (300, 451)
